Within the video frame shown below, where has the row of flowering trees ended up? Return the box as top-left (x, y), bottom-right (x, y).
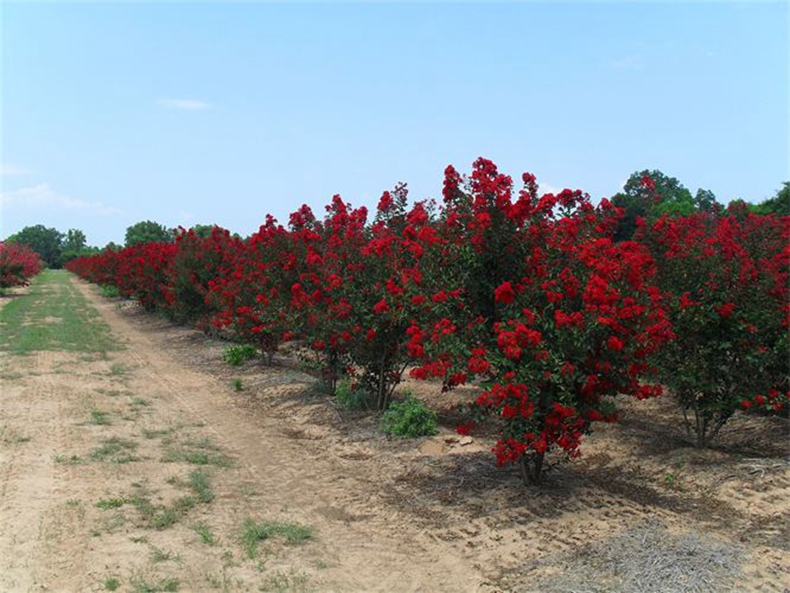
top-left (67, 160), bottom-right (789, 483)
top-left (0, 242), bottom-right (43, 289)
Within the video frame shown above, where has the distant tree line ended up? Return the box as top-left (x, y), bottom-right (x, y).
top-left (2, 220), bottom-right (224, 269)
top-left (610, 172), bottom-right (787, 240)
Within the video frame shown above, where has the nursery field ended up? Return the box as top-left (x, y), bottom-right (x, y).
top-left (0, 270), bottom-right (788, 592)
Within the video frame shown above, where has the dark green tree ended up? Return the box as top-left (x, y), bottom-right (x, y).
top-left (6, 225), bottom-right (64, 268)
top-left (751, 182), bottom-right (789, 216)
top-left (60, 229), bottom-right (92, 264)
top-left (190, 224), bottom-right (218, 239)
top-left (612, 170), bottom-right (717, 240)
top-left (124, 220), bottom-right (173, 247)
top-left (693, 188), bottom-right (719, 213)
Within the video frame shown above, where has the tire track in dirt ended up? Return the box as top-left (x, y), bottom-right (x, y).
top-left (0, 352), bottom-right (90, 591)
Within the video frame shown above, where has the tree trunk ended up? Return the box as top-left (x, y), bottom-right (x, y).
top-left (520, 452), bottom-right (546, 486)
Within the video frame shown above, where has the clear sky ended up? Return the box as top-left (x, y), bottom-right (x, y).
top-left (1, 2), bottom-right (787, 247)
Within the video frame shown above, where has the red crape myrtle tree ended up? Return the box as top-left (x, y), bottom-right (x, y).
top-left (292, 188), bottom-right (459, 410)
top-left (66, 246), bottom-right (122, 287)
top-left (640, 209), bottom-right (790, 447)
top-left (414, 159), bottom-right (673, 483)
top-left (114, 242), bottom-right (178, 311)
top-left (208, 216), bottom-right (304, 363)
top-left (0, 242), bottom-right (42, 288)
top-left (167, 226), bottom-right (244, 325)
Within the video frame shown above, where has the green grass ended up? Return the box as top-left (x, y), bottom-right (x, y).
top-left (162, 438), bottom-right (231, 467)
top-left (129, 469), bottom-right (214, 531)
top-left (103, 576), bottom-right (121, 591)
top-left (259, 569), bottom-right (310, 593)
top-left (141, 427), bottom-right (175, 439)
top-left (241, 519), bottom-right (313, 558)
top-left (109, 362), bottom-right (128, 375)
top-left (54, 454), bottom-right (84, 465)
top-left (96, 497), bottom-right (128, 510)
top-left (191, 522), bottom-right (218, 546)
top-left (0, 270), bottom-right (122, 354)
top-left (150, 546), bottom-right (178, 563)
top-left (1, 426), bottom-right (32, 445)
top-left (90, 410), bottom-right (112, 425)
top-left (90, 436), bottom-right (140, 463)
top-left (131, 577), bottom-right (180, 593)
top-left (188, 469), bottom-right (215, 503)
top-left (132, 494), bottom-right (199, 530)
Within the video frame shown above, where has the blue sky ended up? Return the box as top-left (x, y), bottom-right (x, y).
top-left (1, 2), bottom-right (787, 247)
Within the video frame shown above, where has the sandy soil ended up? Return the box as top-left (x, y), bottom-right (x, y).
top-left (0, 275), bottom-right (787, 592)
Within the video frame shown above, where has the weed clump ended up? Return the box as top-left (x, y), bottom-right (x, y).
top-left (381, 395), bottom-right (438, 438)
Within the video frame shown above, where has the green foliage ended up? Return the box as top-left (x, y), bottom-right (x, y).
top-left (611, 170), bottom-right (720, 240)
top-left (96, 497), bottom-right (127, 510)
top-left (162, 438), bottom-right (231, 467)
top-left (334, 380), bottom-right (376, 410)
top-left (751, 182), bottom-right (789, 216)
top-left (61, 229), bottom-right (99, 264)
top-left (189, 224), bottom-right (219, 238)
top-left (241, 518), bottom-right (313, 558)
top-left (222, 344), bottom-right (257, 366)
top-left (7, 224), bottom-right (64, 267)
top-left (188, 469), bottom-right (214, 503)
top-left (380, 395), bottom-right (438, 438)
top-left (100, 284), bottom-right (121, 298)
top-left (125, 220), bottom-right (173, 247)
top-left (693, 188), bottom-right (719, 212)
top-left (191, 522), bottom-right (217, 545)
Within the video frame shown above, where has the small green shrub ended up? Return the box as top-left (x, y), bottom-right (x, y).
top-left (100, 285), bottom-right (121, 298)
top-left (381, 395), bottom-right (438, 438)
top-left (222, 344), bottom-right (257, 366)
top-left (335, 380), bottom-right (376, 410)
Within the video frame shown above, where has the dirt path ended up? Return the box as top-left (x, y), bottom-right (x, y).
top-left (1, 272), bottom-right (788, 592)
top-left (0, 274), bottom-right (480, 592)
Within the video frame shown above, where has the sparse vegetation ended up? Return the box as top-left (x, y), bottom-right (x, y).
top-left (162, 438), bottom-right (230, 467)
top-left (90, 409), bottom-right (112, 425)
top-left (131, 576), bottom-right (180, 593)
top-left (150, 546), bottom-right (178, 563)
top-left (241, 518), bottom-right (313, 558)
top-left (96, 497), bottom-right (127, 510)
top-left (53, 454), bottom-right (84, 465)
top-left (191, 522), bottom-right (218, 546)
top-left (188, 469), bottom-right (215, 503)
top-left (91, 436), bottom-right (140, 464)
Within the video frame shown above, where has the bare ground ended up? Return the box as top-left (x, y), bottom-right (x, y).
top-left (0, 275), bottom-right (788, 592)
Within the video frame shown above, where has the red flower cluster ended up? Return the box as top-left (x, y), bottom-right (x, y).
top-left (0, 242), bottom-right (42, 288)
